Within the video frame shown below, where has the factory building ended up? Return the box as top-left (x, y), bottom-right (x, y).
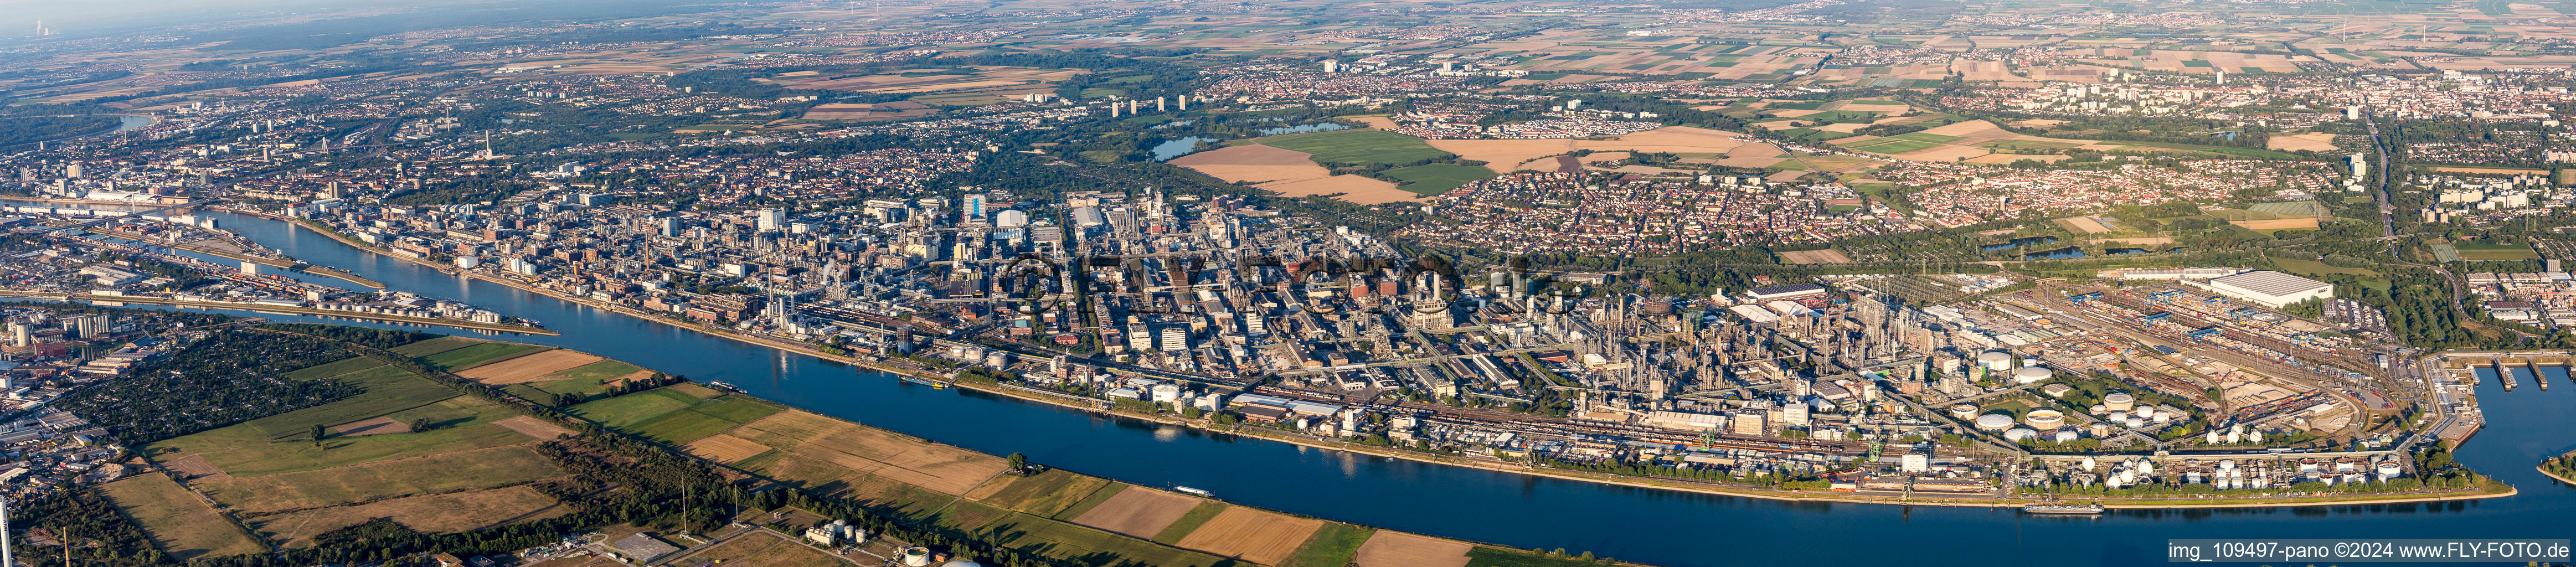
top-left (2192, 270), bottom-right (2335, 308)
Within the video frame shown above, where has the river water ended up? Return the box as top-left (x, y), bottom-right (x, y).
top-left (22, 201), bottom-right (2576, 566)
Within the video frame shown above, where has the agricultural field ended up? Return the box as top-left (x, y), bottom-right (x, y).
top-left (96, 476), bottom-right (267, 559)
top-left (419, 342), bottom-right (548, 371)
top-left (109, 342), bottom-right (588, 555)
top-left (148, 365), bottom-right (537, 477)
top-left (1252, 129), bottom-right (1451, 164)
top-left (769, 66), bottom-right (1083, 95)
top-left (1070, 487), bottom-right (1202, 538)
top-left (387, 336), bottom-right (479, 357)
top-left (976, 470), bottom-right (1112, 516)
top-left (1426, 126), bottom-right (1749, 174)
top-left (1350, 530), bottom-right (1469, 567)
top-left (1169, 143), bottom-right (1420, 204)
top-left (1382, 163), bottom-right (1498, 195)
top-left (568, 387), bottom-right (781, 445)
top-left (2455, 243), bottom-right (2541, 261)
top-left (456, 349), bottom-right (605, 384)
top-left (666, 531), bottom-right (843, 567)
top-left (252, 486), bottom-right (569, 547)
top-left (194, 444), bottom-right (561, 513)
top-left (1171, 507), bottom-right (1325, 565)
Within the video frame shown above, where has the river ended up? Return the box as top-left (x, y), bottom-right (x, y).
top-left (21, 202), bottom-right (2576, 566)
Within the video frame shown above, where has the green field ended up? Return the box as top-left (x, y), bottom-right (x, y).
top-left (1256, 129), bottom-right (1451, 164)
top-left (1278, 523), bottom-right (1377, 567)
top-left (566, 387), bottom-right (779, 444)
top-left (625, 396), bottom-right (783, 444)
top-left (150, 364), bottom-right (534, 476)
top-left (196, 444), bottom-right (561, 513)
top-left (545, 359), bottom-right (642, 382)
top-left (389, 336), bottom-right (478, 357)
top-left (1980, 140), bottom-right (2085, 152)
top-left (2455, 243), bottom-right (2541, 261)
top-left (1848, 138), bottom-right (1944, 154)
top-left (1383, 163), bottom-right (1498, 195)
top-left (418, 343), bottom-right (547, 370)
top-left (1888, 131), bottom-right (1966, 143)
top-left (285, 356), bottom-right (388, 380)
top-left (568, 387), bottom-right (707, 428)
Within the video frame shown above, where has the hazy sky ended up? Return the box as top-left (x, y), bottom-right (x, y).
top-left (6, 0), bottom-right (399, 32)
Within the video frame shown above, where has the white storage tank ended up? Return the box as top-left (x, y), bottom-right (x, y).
top-left (1950, 404), bottom-right (1981, 419)
top-left (2011, 366), bottom-right (2052, 384)
top-left (1975, 414), bottom-right (2015, 430)
top-left (2023, 409), bottom-right (2065, 429)
top-left (2103, 392), bottom-right (2137, 411)
top-left (2003, 427), bottom-right (2038, 442)
top-left (1977, 352), bottom-right (2013, 372)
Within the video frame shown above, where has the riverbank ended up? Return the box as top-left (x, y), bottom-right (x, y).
top-left (426, 339), bottom-right (1637, 567)
top-left (0, 289), bottom-right (558, 335)
top-left (241, 206), bottom-right (2528, 511)
top-left (2542, 451), bottom-right (2576, 485)
top-left (84, 225), bottom-right (387, 289)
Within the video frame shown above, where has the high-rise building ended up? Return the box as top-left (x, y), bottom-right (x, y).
top-left (964, 194), bottom-right (986, 218)
top-left (756, 208), bottom-right (786, 231)
top-left (1322, 59), bottom-right (1339, 73)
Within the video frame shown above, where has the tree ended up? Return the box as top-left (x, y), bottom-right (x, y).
top-left (1005, 452), bottom-right (1028, 472)
top-left (408, 418), bottom-right (430, 432)
top-left (311, 424), bottom-right (327, 442)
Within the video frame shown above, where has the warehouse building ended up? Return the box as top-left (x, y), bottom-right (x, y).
top-left (1745, 282), bottom-right (1827, 301)
top-left (2195, 270), bottom-right (2334, 308)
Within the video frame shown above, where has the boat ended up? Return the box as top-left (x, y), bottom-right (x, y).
top-left (2023, 503), bottom-right (2105, 514)
top-left (1172, 486), bottom-right (1214, 498)
top-left (706, 381), bottom-right (747, 394)
top-left (899, 375), bottom-right (951, 389)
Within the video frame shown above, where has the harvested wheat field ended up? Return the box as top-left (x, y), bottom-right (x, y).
top-left (1169, 145), bottom-right (1331, 183)
top-left (457, 349), bottom-right (604, 384)
top-left (1966, 153), bottom-right (2068, 164)
top-left (1353, 531), bottom-right (1472, 567)
top-left (329, 416), bottom-right (411, 437)
top-left (732, 410), bottom-right (1007, 494)
top-left (686, 434), bottom-right (774, 463)
top-left (1430, 126), bottom-right (1749, 174)
top-left (491, 415), bottom-right (576, 440)
top-left (255, 486), bottom-right (569, 547)
top-left (1172, 507), bottom-right (1323, 565)
top-left (1256, 176), bottom-right (1418, 204)
top-left (1893, 146), bottom-right (1993, 162)
top-left (1070, 487), bottom-right (1201, 538)
top-left (2268, 132), bottom-right (2342, 152)
top-left (2232, 218), bottom-right (2320, 230)
top-left (1776, 249), bottom-right (1851, 264)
